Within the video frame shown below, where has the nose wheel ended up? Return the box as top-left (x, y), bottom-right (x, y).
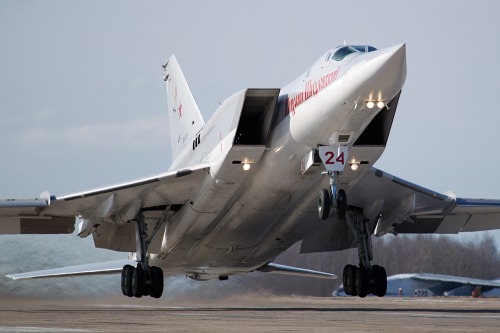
top-left (318, 189), bottom-right (331, 220)
top-left (318, 171), bottom-right (347, 220)
top-left (336, 189), bottom-right (347, 219)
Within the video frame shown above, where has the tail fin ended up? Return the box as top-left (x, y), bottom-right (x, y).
top-left (163, 56), bottom-right (205, 160)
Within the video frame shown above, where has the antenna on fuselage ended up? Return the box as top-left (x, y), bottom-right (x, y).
top-left (343, 40), bottom-right (347, 46)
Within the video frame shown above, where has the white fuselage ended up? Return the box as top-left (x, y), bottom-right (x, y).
top-left (152, 44), bottom-right (407, 279)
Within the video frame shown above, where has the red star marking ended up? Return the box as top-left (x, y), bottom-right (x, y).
top-left (178, 103), bottom-right (183, 118)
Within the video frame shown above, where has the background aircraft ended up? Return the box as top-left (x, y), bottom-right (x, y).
top-left (333, 273), bottom-right (500, 297)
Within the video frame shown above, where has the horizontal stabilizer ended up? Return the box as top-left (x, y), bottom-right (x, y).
top-left (6, 259), bottom-right (135, 280)
top-left (257, 263), bottom-right (337, 280)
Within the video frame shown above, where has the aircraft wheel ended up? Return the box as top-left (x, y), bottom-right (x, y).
top-left (336, 189), bottom-right (347, 220)
top-left (318, 189), bottom-right (332, 220)
top-left (121, 265), bottom-right (134, 297)
top-left (342, 265), bottom-right (350, 295)
top-left (345, 265), bottom-right (357, 297)
top-left (318, 189), bottom-right (331, 220)
top-left (356, 266), bottom-right (370, 298)
top-left (150, 266), bottom-right (164, 299)
top-left (132, 266), bottom-right (145, 298)
top-left (372, 265), bottom-right (387, 297)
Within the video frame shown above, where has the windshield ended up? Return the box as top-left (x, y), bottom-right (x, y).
top-left (331, 45), bottom-right (378, 61)
top-left (350, 45), bottom-right (377, 53)
top-left (332, 46), bottom-right (357, 61)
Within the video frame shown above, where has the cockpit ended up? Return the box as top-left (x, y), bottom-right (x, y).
top-left (329, 45), bottom-right (377, 61)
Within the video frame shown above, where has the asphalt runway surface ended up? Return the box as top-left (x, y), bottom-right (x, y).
top-left (0, 295), bottom-right (498, 332)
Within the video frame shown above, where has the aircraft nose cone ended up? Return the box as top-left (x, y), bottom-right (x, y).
top-left (368, 43), bottom-right (406, 83)
top-left (345, 44), bottom-right (407, 103)
top-left (374, 44), bottom-right (406, 63)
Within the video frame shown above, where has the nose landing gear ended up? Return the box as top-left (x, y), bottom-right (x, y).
top-left (317, 171), bottom-right (347, 220)
top-left (316, 146), bottom-right (348, 221)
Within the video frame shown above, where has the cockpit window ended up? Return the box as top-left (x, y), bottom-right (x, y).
top-left (332, 45), bottom-right (378, 61)
top-left (332, 46), bottom-right (357, 61)
top-left (351, 45), bottom-right (377, 52)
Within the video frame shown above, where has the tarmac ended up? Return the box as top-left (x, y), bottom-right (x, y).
top-left (0, 295), bottom-right (498, 332)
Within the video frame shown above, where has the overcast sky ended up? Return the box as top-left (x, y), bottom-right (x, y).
top-left (1, 1), bottom-right (500, 244)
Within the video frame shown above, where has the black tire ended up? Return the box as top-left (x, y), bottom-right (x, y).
top-left (150, 266), bottom-right (164, 299)
top-left (336, 189), bottom-right (347, 220)
top-left (342, 265), bottom-right (349, 295)
top-left (132, 266), bottom-right (145, 298)
top-left (121, 265), bottom-right (134, 297)
top-left (372, 265), bottom-right (387, 297)
top-left (318, 189), bottom-right (331, 220)
top-left (356, 266), bottom-right (370, 298)
top-left (345, 265), bottom-right (357, 297)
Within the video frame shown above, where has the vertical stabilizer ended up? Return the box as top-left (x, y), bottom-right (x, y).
top-left (163, 56), bottom-right (205, 160)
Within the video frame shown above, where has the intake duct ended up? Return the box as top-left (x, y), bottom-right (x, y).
top-left (354, 91), bottom-right (401, 146)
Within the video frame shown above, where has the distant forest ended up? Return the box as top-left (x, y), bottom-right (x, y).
top-left (236, 234), bottom-right (500, 296)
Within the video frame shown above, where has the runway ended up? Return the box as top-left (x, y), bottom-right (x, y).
top-left (0, 296), bottom-right (498, 332)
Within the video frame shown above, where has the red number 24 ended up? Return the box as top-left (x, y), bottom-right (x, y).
top-left (325, 151), bottom-right (345, 165)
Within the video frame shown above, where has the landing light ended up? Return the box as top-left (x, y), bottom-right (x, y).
top-left (350, 163), bottom-right (359, 171)
top-left (243, 163), bottom-right (251, 171)
top-left (366, 101), bottom-right (375, 109)
top-left (377, 101), bottom-right (385, 109)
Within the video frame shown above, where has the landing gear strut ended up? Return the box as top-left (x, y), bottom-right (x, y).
top-left (342, 208), bottom-right (387, 297)
top-left (318, 171), bottom-right (347, 220)
top-left (120, 209), bottom-right (170, 299)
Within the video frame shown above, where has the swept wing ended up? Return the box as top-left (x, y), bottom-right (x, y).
top-left (302, 166), bottom-right (500, 253)
top-left (0, 164), bottom-right (209, 247)
top-left (350, 167), bottom-right (500, 235)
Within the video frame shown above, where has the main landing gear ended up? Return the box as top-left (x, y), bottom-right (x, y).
top-left (121, 210), bottom-right (169, 299)
top-left (342, 208), bottom-right (387, 297)
top-left (317, 170), bottom-right (387, 297)
top-left (121, 263), bottom-right (164, 299)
